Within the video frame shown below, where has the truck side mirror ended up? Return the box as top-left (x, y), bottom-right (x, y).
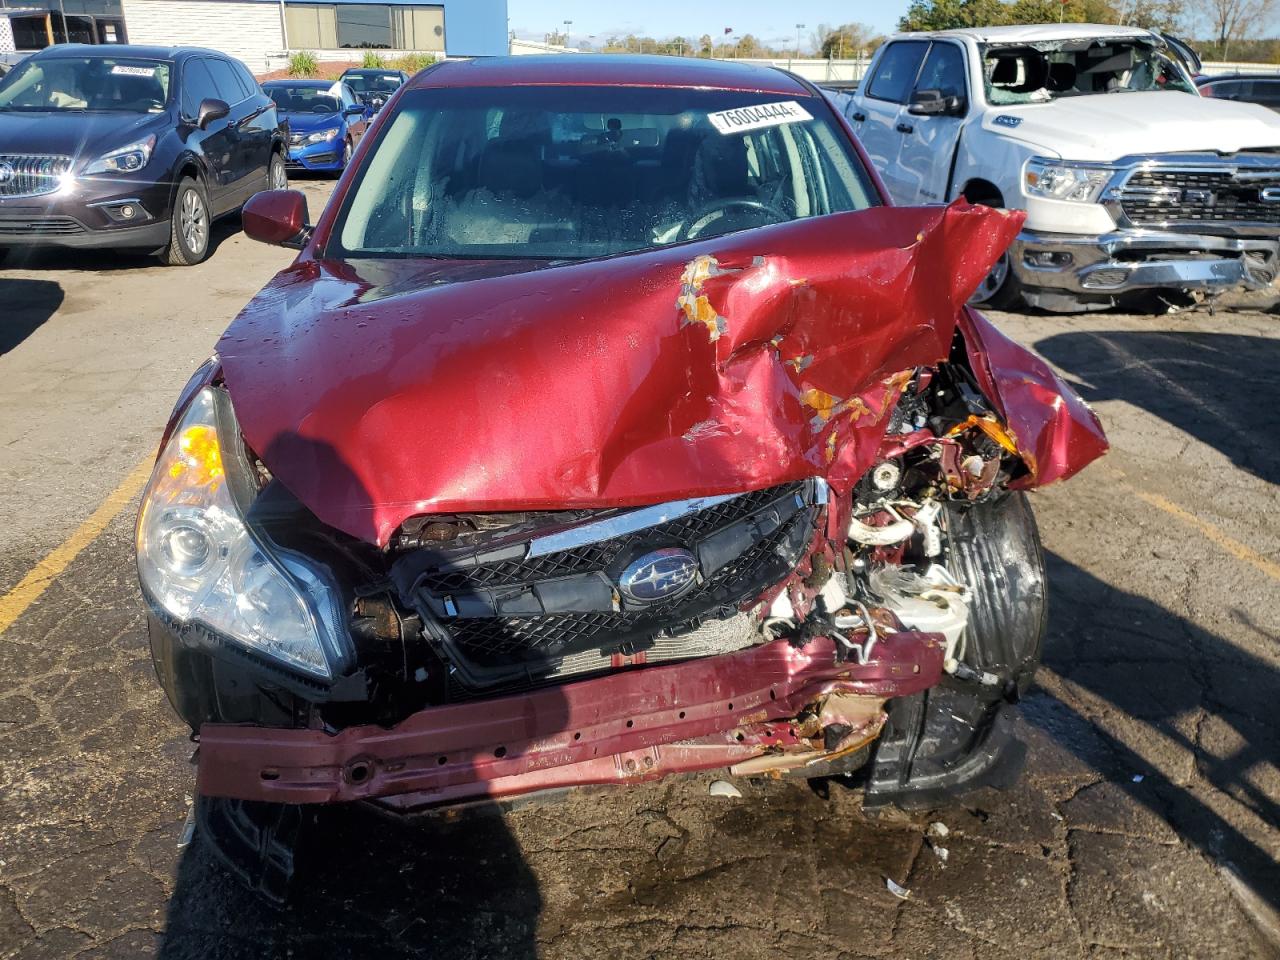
top-left (908, 88), bottom-right (966, 117)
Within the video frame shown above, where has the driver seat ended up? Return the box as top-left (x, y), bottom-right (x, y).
top-left (689, 134), bottom-right (752, 205)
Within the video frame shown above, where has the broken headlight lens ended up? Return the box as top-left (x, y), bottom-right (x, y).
top-left (1023, 158), bottom-right (1112, 204)
top-left (136, 387), bottom-right (349, 681)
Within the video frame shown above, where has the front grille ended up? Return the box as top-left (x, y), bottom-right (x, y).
top-left (0, 216), bottom-right (85, 236)
top-left (0, 155), bottom-right (73, 199)
top-left (1118, 167), bottom-right (1280, 227)
top-left (395, 482), bottom-right (821, 688)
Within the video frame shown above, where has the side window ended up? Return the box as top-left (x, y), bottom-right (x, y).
top-left (341, 83), bottom-right (357, 108)
top-left (232, 60), bottom-right (260, 98)
top-left (1256, 80), bottom-right (1280, 108)
top-left (205, 58), bottom-right (247, 104)
top-left (915, 42), bottom-right (967, 100)
top-left (868, 41), bottom-right (929, 104)
top-left (180, 58), bottom-right (217, 117)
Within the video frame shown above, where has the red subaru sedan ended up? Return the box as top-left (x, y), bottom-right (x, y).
top-left (136, 55), bottom-right (1106, 898)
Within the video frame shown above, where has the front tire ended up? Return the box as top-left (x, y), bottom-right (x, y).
top-left (863, 492), bottom-right (1045, 809)
top-left (968, 246), bottom-right (1025, 311)
top-left (335, 138), bottom-right (352, 178)
top-left (163, 177), bottom-right (211, 266)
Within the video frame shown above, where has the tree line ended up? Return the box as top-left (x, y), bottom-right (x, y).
top-left (542, 0), bottom-right (1278, 64)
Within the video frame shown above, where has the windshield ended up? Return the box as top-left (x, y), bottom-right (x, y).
top-left (981, 40), bottom-right (1194, 105)
top-left (0, 57), bottom-right (171, 112)
top-left (342, 73), bottom-right (403, 94)
top-left (267, 86), bottom-right (341, 114)
top-left (333, 85), bottom-right (877, 261)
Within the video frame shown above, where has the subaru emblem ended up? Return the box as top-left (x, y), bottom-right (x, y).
top-left (618, 548), bottom-right (699, 603)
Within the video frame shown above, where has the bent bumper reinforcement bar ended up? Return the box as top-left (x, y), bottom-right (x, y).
top-left (1011, 227), bottom-right (1280, 295)
top-left (197, 634), bottom-right (945, 809)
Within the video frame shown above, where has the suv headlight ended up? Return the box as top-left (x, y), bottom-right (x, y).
top-left (307, 128), bottom-right (341, 144)
top-left (136, 386), bottom-right (350, 681)
top-left (1024, 158), bottom-right (1113, 204)
top-left (84, 135), bottom-right (156, 176)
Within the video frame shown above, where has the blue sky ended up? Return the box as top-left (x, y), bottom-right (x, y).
top-left (507, 0), bottom-right (911, 50)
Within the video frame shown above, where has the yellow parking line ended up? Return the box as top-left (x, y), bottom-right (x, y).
top-left (1135, 490), bottom-right (1280, 584)
top-left (0, 458), bottom-right (154, 635)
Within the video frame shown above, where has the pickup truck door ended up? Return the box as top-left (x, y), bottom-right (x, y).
top-left (895, 40), bottom-right (970, 205)
top-left (846, 40), bottom-right (930, 204)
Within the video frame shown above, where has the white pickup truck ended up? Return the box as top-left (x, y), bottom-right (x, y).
top-left (841, 24), bottom-right (1280, 311)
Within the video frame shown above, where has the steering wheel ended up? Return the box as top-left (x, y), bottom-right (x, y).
top-left (678, 197), bottom-right (788, 241)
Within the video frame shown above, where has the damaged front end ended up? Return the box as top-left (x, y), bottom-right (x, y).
top-left (138, 202), bottom-right (1106, 897)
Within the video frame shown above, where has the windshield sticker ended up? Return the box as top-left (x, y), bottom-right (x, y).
top-left (993, 115), bottom-right (1023, 128)
top-left (707, 101), bottom-right (813, 135)
top-left (111, 65), bottom-right (156, 77)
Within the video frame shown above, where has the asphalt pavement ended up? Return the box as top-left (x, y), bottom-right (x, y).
top-left (1, 183), bottom-right (1278, 959)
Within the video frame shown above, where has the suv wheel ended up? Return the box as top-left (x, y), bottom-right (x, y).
top-left (268, 153), bottom-right (288, 192)
top-left (336, 138), bottom-right (352, 177)
top-left (163, 177), bottom-right (211, 266)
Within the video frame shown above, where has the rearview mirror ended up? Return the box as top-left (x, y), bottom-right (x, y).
top-left (908, 88), bottom-right (966, 117)
top-left (197, 97), bottom-right (230, 130)
top-left (242, 189), bottom-right (312, 250)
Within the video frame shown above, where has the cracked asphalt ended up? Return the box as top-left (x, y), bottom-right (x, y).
top-left (1, 182), bottom-right (1278, 958)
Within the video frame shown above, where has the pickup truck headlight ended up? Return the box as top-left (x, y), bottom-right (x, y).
top-left (84, 135), bottom-right (156, 176)
top-left (136, 386), bottom-right (349, 681)
top-left (1024, 158), bottom-right (1113, 204)
top-left (307, 128), bottom-right (341, 144)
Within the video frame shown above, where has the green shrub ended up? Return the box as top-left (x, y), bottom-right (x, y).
top-left (287, 50), bottom-right (319, 77)
top-left (392, 52), bottom-right (436, 73)
top-left (361, 50), bottom-right (385, 68)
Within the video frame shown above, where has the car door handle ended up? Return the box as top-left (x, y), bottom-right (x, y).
top-left (896, 122), bottom-right (914, 134)
top-left (852, 111), bottom-right (866, 122)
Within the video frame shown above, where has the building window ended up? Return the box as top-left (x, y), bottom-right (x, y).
top-left (334, 4), bottom-right (390, 49)
top-left (285, 3), bottom-right (443, 51)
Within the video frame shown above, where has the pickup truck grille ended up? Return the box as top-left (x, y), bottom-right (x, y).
top-left (0, 155), bottom-right (74, 199)
top-left (395, 481), bottom-right (823, 689)
top-left (1117, 167), bottom-right (1280, 228)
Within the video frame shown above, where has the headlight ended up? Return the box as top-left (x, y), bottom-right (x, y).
top-left (84, 135), bottom-right (156, 176)
top-left (136, 386), bottom-right (349, 681)
top-left (1024, 158), bottom-right (1113, 204)
top-left (307, 128), bottom-right (341, 144)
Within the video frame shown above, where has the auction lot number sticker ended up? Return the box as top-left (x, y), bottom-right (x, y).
top-left (708, 101), bottom-right (813, 135)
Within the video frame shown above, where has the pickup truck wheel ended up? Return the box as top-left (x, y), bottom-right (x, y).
top-left (967, 248), bottom-right (1024, 310)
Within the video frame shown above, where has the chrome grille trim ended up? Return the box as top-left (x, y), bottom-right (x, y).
top-left (1102, 153), bottom-right (1280, 235)
top-left (0, 155), bottom-right (74, 199)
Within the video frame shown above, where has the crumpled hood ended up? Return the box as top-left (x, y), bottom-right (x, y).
top-left (219, 204), bottom-right (1036, 546)
top-left (0, 110), bottom-right (162, 169)
top-left (282, 111), bottom-right (342, 134)
top-left (984, 91), bottom-right (1280, 160)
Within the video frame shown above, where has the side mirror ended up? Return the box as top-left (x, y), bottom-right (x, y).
top-left (344, 105), bottom-right (365, 118)
top-left (242, 189), bottom-right (311, 250)
top-left (197, 97), bottom-right (230, 130)
top-left (908, 88), bottom-right (966, 117)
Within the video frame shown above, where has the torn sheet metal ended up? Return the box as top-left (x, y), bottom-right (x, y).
top-left (957, 307), bottom-right (1109, 488)
top-left (218, 202), bottom-right (1036, 546)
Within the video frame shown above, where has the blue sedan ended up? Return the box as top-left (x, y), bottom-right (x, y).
top-left (263, 79), bottom-right (370, 175)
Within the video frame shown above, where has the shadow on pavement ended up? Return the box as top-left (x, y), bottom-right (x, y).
top-left (1034, 331), bottom-right (1280, 486)
top-left (1029, 549), bottom-right (1280, 912)
top-left (0, 277), bottom-right (64, 355)
top-left (159, 802), bottom-right (541, 959)
top-left (0, 214), bottom-right (244, 272)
